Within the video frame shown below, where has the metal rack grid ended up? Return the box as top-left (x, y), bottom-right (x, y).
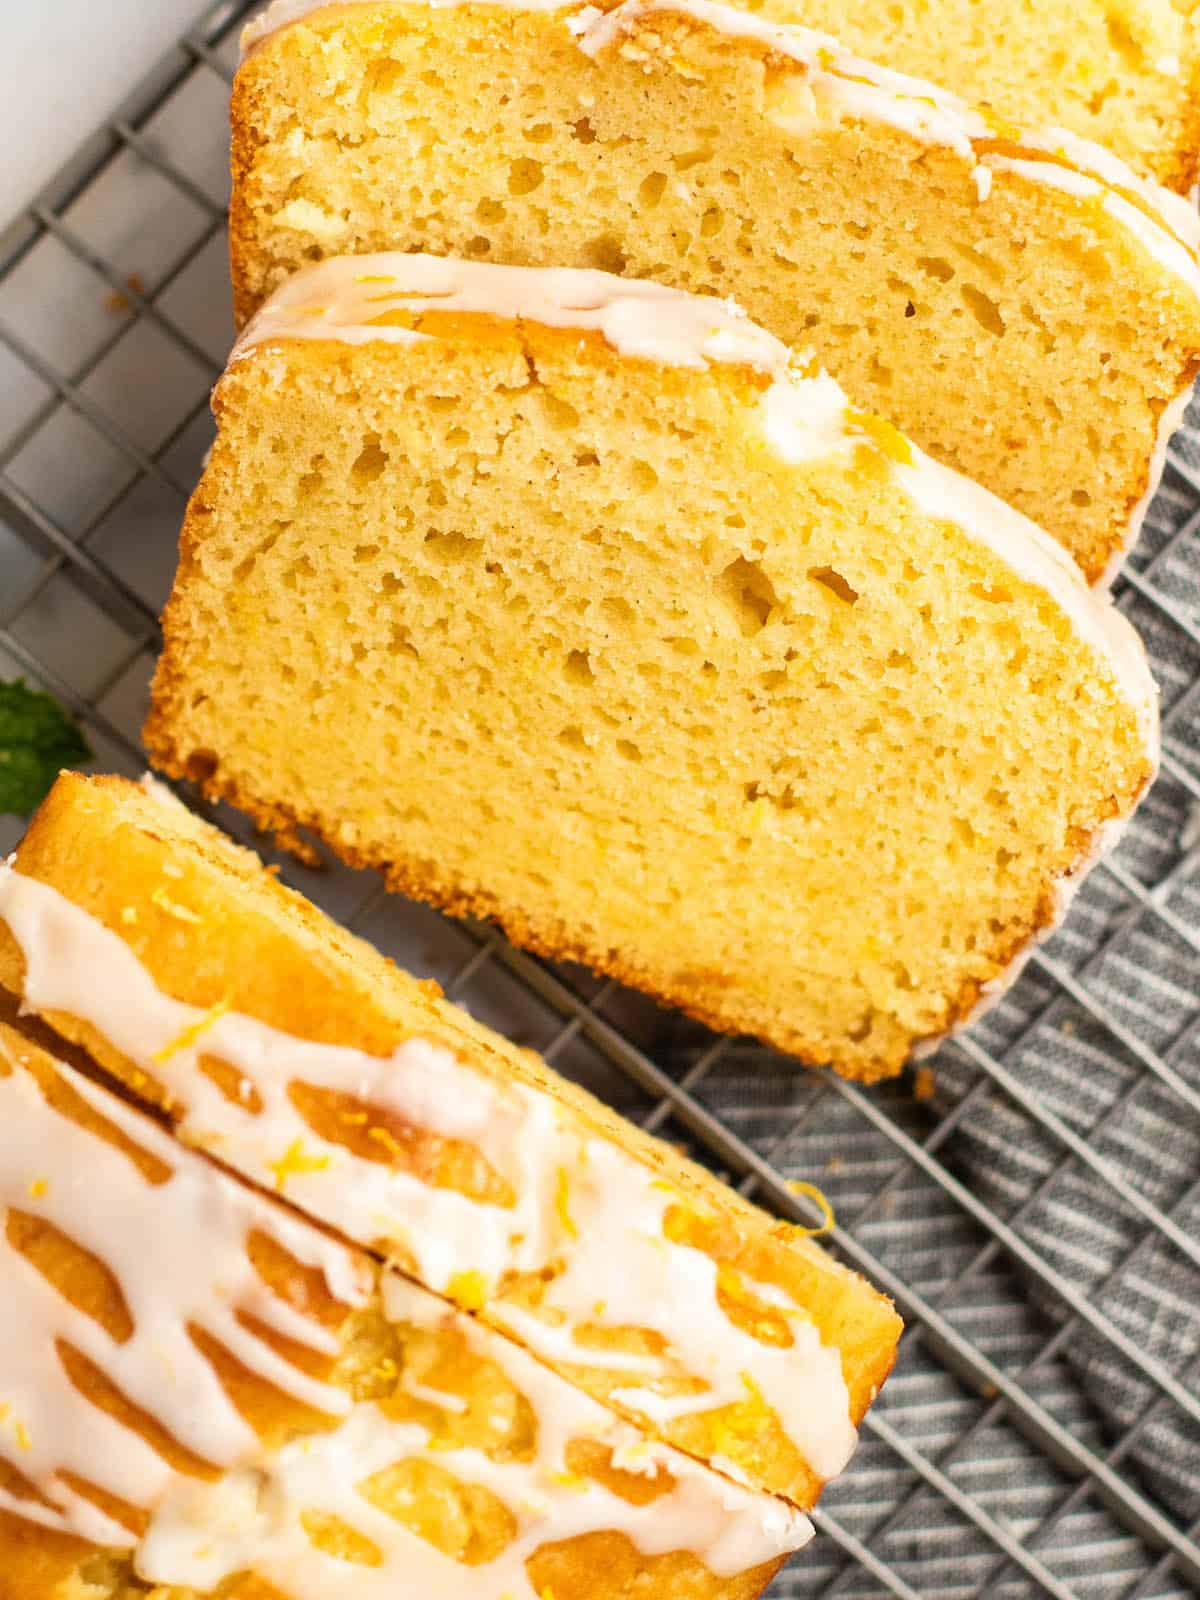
top-left (0, 4), bottom-right (1198, 1594)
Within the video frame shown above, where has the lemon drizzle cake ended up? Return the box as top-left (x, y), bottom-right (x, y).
top-left (0, 1017), bottom-right (811, 1600)
top-left (242, 0), bottom-right (1200, 191)
top-left (0, 773), bottom-right (902, 1512)
top-left (230, 0), bottom-right (1200, 580)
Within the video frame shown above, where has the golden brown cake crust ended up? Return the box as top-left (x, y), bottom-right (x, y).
top-left (0, 1511), bottom-right (94, 1600)
top-left (229, 54), bottom-right (265, 329)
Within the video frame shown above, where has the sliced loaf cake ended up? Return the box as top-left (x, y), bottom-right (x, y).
top-left (141, 257), bottom-right (1157, 1078)
top-left (0, 771), bottom-right (903, 1511)
top-left (231, 0), bottom-right (1200, 579)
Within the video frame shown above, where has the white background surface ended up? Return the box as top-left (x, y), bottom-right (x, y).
top-left (2, 0), bottom-right (214, 228)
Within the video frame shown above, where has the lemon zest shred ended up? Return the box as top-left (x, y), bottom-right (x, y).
top-left (447, 1270), bottom-right (489, 1312)
top-left (845, 409), bottom-right (914, 465)
top-left (785, 1180), bottom-right (835, 1237)
top-left (153, 999), bottom-right (232, 1065)
top-left (554, 1167), bottom-right (578, 1240)
top-left (150, 885), bottom-right (203, 925)
top-left (715, 1263), bottom-right (761, 1312)
top-left (740, 1371), bottom-right (769, 1414)
top-left (268, 1138), bottom-right (332, 1192)
top-left (368, 1125), bottom-right (406, 1160)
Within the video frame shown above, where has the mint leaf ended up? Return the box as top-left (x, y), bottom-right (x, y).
top-left (0, 680), bottom-right (91, 816)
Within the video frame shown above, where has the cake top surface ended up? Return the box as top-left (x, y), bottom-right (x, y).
top-left (0, 841), bottom-right (863, 1492)
top-left (0, 1023), bottom-right (812, 1593)
top-left (238, 0), bottom-right (1200, 285)
top-left (233, 252), bottom-right (794, 373)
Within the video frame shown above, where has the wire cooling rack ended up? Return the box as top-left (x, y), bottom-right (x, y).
top-left (1, 4), bottom-right (1199, 1595)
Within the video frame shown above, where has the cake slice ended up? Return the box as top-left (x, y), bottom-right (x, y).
top-left (0, 772), bottom-right (902, 1512)
top-left (143, 257), bottom-right (1157, 1077)
top-left (242, 0), bottom-right (1200, 192)
top-left (0, 1012), bottom-right (813, 1600)
top-left (230, 0), bottom-right (1200, 580)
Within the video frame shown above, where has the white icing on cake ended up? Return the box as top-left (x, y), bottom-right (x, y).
top-left (234, 253), bottom-right (791, 373)
top-left (0, 854), bottom-right (860, 1488)
top-left (238, 0), bottom-right (1200, 294)
top-left (0, 1035), bottom-right (810, 1590)
top-left (141, 1271), bottom-right (812, 1597)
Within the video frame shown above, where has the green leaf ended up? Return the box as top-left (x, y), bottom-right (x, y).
top-left (0, 680), bottom-right (92, 817)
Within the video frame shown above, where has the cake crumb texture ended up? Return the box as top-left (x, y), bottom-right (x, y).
top-left (142, 316), bottom-right (1153, 1080)
top-left (229, 3), bottom-right (1200, 579)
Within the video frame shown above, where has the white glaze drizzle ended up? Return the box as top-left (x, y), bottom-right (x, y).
top-left (0, 1030), bottom-right (369, 1547)
top-left (0, 1030), bottom-right (811, 1590)
top-left (0, 856), bottom-right (859, 1487)
top-left (137, 1269), bottom-right (812, 1598)
top-left (238, 0), bottom-right (1200, 291)
top-left (233, 252), bottom-right (791, 373)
